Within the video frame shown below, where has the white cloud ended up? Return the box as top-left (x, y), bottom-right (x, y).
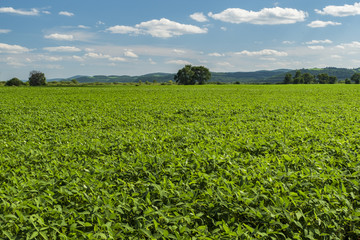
top-left (148, 58), bottom-right (156, 65)
top-left (72, 55), bottom-right (84, 61)
top-left (315, 3), bottom-right (360, 17)
top-left (0, 29), bottom-right (11, 34)
top-left (208, 7), bottom-right (307, 25)
top-left (124, 50), bottom-right (138, 58)
top-left (308, 46), bottom-right (325, 50)
top-left (331, 55), bottom-right (342, 59)
top-left (85, 52), bottom-right (111, 59)
top-left (307, 20), bottom-right (341, 28)
top-left (166, 60), bottom-right (192, 65)
top-left (336, 41), bottom-right (360, 49)
top-left (106, 25), bottom-right (140, 35)
top-left (173, 49), bottom-right (186, 54)
top-left (45, 33), bottom-right (74, 41)
top-left (59, 11), bottom-right (74, 17)
top-left (43, 46), bottom-right (81, 52)
top-left (78, 25), bottom-right (90, 29)
top-left (107, 18), bottom-right (208, 38)
top-left (235, 49), bottom-right (288, 57)
top-left (42, 11), bottom-right (51, 15)
top-left (190, 12), bottom-right (208, 22)
top-left (0, 7), bottom-right (39, 16)
top-left (0, 43), bottom-right (30, 53)
top-left (109, 57), bottom-right (127, 62)
top-left (220, 27), bottom-right (227, 31)
top-left (41, 56), bottom-right (63, 62)
top-left (306, 39), bottom-right (332, 45)
top-left (208, 52), bottom-right (225, 57)
top-left (283, 41), bottom-right (295, 44)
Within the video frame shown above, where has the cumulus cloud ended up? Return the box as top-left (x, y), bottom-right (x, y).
top-left (0, 29), bottom-right (11, 34)
top-left (336, 41), bottom-right (360, 49)
top-left (124, 50), bottom-right (138, 58)
top-left (283, 41), bottom-right (295, 44)
top-left (190, 12), bottom-right (208, 22)
top-left (44, 33), bottom-right (74, 41)
top-left (0, 43), bottom-right (30, 53)
top-left (208, 7), bottom-right (307, 25)
top-left (109, 57), bottom-right (127, 62)
top-left (0, 7), bottom-right (39, 16)
top-left (77, 25), bottom-right (90, 29)
top-left (307, 20), bottom-right (342, 28)
top-left (106, 25), bottom-right (140, 35)
top-left (235, 49), bottom-right (288, 57)
top-left (208, 52), bottom-right (225, 57)
top-left (59, 11), bottom-right (74, 17)
top-left (306, 39), bottom-right (332, 45)
top-left (107, 18), bottom-right (207, 38)
top-left (166, 60), bottom-right (192, 65)
top-left (43, 46), bottom-right (81, 52)
top-left (315, 2), bottom-right (360, 17)
top-left (85, 52), bottom-right (111, 59)
top-left (308, 46), bottom-right (325, 50)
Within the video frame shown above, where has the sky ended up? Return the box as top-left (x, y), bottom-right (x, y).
top-left (1, 0), bottom-right (360, 80)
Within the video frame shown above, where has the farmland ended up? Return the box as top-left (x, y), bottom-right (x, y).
top-left (1, 85), bottom-right (360, 239)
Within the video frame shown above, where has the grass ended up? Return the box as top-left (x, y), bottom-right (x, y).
top-left (1, 84), bottom-right (360, 239)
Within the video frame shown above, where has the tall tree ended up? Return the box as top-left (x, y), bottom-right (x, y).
top-left (329, 76), bottom-right (338, 84)
top-left (351, 73), bottom-right (360, 84)
top-left (317, 73), bottom-right (329, 84)
top-left (283, 73), bottom-right (293, 84)
top-left (174, 65), bottom-right (211, 85)
top-left (303, 73), bottom-right (315, 84)
top-left (29, 71), bottom-right (46, 86)
top-left (293, 70), bottom-right (303, 84)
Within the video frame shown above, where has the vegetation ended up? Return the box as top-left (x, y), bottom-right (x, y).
top-left (174, 65), bottom-right (211, 85)
top-left (1, 85), bottom-right (360, 239)
top-left (5, 77), bottom-right (24, 86)
top-left (284, 71), bottom-right (339, 84)
top-left (28, 70), bottom-right (47, 86)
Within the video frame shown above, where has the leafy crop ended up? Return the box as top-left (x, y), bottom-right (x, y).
top-left (1, 85), bottom-right (360, 239)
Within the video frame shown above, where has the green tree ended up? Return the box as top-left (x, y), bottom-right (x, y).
top-left (351, 73), bottom-right (360, 84)
top-left (317, 73), bottom-right (329, 84)
top-left (191, 66), bottom-right (211, 85)
top-left (329, 76), bottom-right (338, 84)
top-left (283, 73), bottom-right (293, 84)
top-left (345, 78), bottom-right (351, 84)
top-left (29, 71), bottom-right (46, 86)
top-left (71, 79), bottom-right (78, 84)
top-left (303, 73), bottom-right (315, 84)
top-left (5, 77), bottom-right (24, 86)
top-left (293, 70), bottom-right (303, 84)
top-left (174, 65), bottom-right (211, 85)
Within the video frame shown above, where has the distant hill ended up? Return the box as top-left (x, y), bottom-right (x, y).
top-left (49, 67), bottom-right (360, 84)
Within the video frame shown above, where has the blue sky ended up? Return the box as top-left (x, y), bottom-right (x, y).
top-left (1, 0), bottom-right (360, 80)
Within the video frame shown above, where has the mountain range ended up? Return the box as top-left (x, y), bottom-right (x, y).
top-left (50, 67), bottom-right (360, 84)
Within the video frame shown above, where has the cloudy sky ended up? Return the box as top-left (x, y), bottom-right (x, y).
top-left (1, 0), bottom-right (360, 80)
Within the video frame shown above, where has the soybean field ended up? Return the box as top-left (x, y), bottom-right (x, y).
top-left (1, 85), bottom-right (360, 239)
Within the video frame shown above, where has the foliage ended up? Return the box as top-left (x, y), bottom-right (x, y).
top-left (5, 77), bottom-right (24, 86)
top-left (28, 70), bottom-right (47, 86)
top-left (1, 85), bottom-right (360, 239)
top-left (283, 73), bottom-right (293, 84)
top-left (174, 65), bottom-right (211, 85)
top-left (284, 71), bottom-right (338, 84)
top-left (351, 73), bottom-right (360, 84)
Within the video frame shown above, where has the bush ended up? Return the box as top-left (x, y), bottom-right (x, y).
top-left (5, 77), bottom-right (24, 86)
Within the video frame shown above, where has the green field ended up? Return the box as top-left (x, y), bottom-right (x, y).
top-left (1, 85), bottom-right (360, 239)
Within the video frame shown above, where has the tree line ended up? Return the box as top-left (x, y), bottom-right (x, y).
top-left (5, 71), bottom-right (46, 86)
top-left (284, 70), bottom-right (360, 84)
